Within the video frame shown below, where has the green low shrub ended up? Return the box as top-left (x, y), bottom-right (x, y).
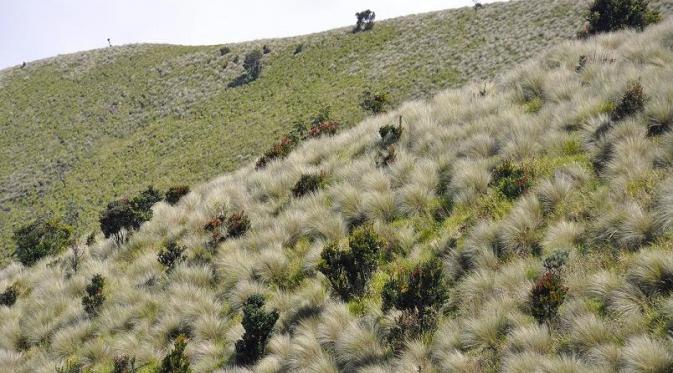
top-left (292, 173), bottom-right (325, 198)
top-left (0, 285), bottom-right (18, 307)
top-left (381, 257), bottom-right (448, 331)
top-left (529, 270), bottom-right (567, 323)
top-left (235, 294), bottom-right (279, 365)
top-left (13, 218), bottom-right (72, 266)
top-left (82, 274), bottom-right (105, 317)
top-left (379, 124), bottom-right (403, 147)
top-left (159, 335), bottom-right (191, 373)
top-left (318, 225), bottom-right (383, 300)
top-left (158, 241), bottom-right (186, 271)
top-left (165, 186), bottom-right (190, 205)
top-left (586, 0), bottom-right (661, 35)
top-left (353, 9), bottom-right (376, 33)
top-left (491, 161), bottom-right (531, 200)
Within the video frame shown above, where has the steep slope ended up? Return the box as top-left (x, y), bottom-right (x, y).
top-left (0, 0), bottom-right (600, 258)
top-left (2, 15), bottom-right (673, 372)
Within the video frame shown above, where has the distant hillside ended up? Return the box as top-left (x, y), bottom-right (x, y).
top-left (0, 0), bottom-right (603, 258)
top-left (2, 12), bottom-right (673, 372)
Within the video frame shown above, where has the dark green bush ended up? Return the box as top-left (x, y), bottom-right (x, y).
top-left (586, 0), bottom-right (661, 34)
top-left (353, 9), bottom-right (376, 33)
top-left (529, 271), bottom-right (567, 323)
top-left (291, 173), bottom-right (325, 198)
top-left (0, 285), bottom-right (18, 307)
top-left (159, 334), bottom-right (191, 373)
top-left (82, 274), bottom-right (105, 317)
top-left (379, 124), bottom-right (403, 147)
top-left (165, 186), bottom-right (190, 205)
top-left (219, 46), bottom-right (231, 56)
top-left (381, 257), bottom-right (448, 331)
top-left (243, 50), bottom-right (263, 80)
top-left (13, 218), bottom-right (72, 266)
top-left (360, 90), bottom-right (391, 114)
top-left (235, 294), bottom-right (279, 366)
top-left (158, 241), bottom-right (186, 271)
top-left (318, 225), bottom-right (383, 300)
top-left (293, 43), bottom-right (304, 55)
top-left (491, 161), bottom-right (531, 200)
top-left (100, 186), bottom-right (163, 239)
top-left (226, 211), bottom-right (251, 238)
top-left (543, 250), bottom-right (569, 273)
top-left (611, 81), bottom-right (647, 121)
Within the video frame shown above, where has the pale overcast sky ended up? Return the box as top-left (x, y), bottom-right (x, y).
top-left (0, 0), bottom-right (505, 69)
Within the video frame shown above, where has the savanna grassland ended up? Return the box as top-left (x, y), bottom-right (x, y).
top-left (0, 0), bottom-right (603, 259)
top-left (2, 1), bottom-right (673, 371)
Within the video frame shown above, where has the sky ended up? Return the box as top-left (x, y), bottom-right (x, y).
top-left (0, 0), bottom-right (505, 69)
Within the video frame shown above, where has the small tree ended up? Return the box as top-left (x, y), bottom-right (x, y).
top-left (82, 274), bottom-right (105, 317)
top-left (586, 0), bottom-right (661, 34)
top-left (132, 185), bottom-right (163, 221)
top-left (159, 335), bottom-right (191, 373)
top-left (158, 241), bottom-right (186, 272)
top-left (354, 10), bottom-right (376, 33)
top-left (529, 271), bottom-right (568, 323)
top-left (235, 294), bottom-right (279, 365)
top-left (318, 225), bottom-right (383, 300)
top-left (165, 186), bottom-right (190, 205)
top-left (0, 285), bottom-right (18, 307)
top-left (360, 90), bottom-right (390, 114)
top-left (243, 50), bottom-right (263, 81)
top-left (381, 257), bottom-right (448, 331)
top-left (13, 218), bottom-right (72, 266)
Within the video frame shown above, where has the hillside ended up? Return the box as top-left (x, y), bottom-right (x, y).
top-left (2, 8), bottom-right (673, 372)
top-left (0, 0), bottom-right (600, 259)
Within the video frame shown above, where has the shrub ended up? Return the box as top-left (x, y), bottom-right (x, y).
top-left (353, 9), bottom-right (376, 33)
top-left (82, 274), bottom-right (105, 317)
top-left (491, 161), bottom-right (531, 200)
top-left (318, 225), bottom-right (383, 300)
top-left (219, 46), bottom-right (231, 56)
top-left (611, 81), bottom-right (647, 121)
top-left (13, 218), bottom-right (72, 266)
top-left (376, 145), bottom-right (397, 168)
top-left (100, 186), bottom-right (162, 239)
top-left (0, 285), bottom-right (18, 307)
top-left (165, 186), bottom-right (190, 205)
top-left (113, 355), bottom-right (136, 373)
top-left (381, 257), bottom-right (448, 331)
top-left (243, 50), bottom-right (263, 80)
top-left (379, 124), bottom-right (403, 147)
top-left (529, 271), bottom-right (567, 323)
top-left (158, 241), bottom-right (186, 271)
top-left (294, 43), bottom-right (304, 55)
top-left (586, 0), bottom-right (661, 34)
top-left (255, 135), bottom-right (297, 169)
top-left (159, 334), bottom-right (191, 373)
top-left (292, 173), bottom-right (325, 198)
top-left (262, 45), bottom-right (271, 54)
top-left (235, 294), bottom-right (279, 366)
top-left (308, 121), bottom-right (339, 138)
top-left (543, 250), bottom-right (569, 273)
top-left (360, 90), bottom-right (390, 114)
top-left (226, 211), bottom-right (251, 238)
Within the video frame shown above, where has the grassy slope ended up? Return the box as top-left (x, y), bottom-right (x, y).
top-left (2, 13), bottom-right (673, 372)
top-left (0, 0), bottom-right (596, 257)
